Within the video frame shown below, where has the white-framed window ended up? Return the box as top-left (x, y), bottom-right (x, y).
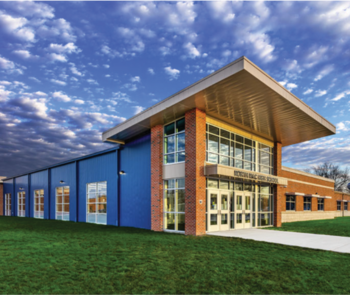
top-left (304, 197), bottom-right (311, 211)
top-left (5, 193), bottom-right (11, 216)
top-left (18, 191), bottom-right (25, 217)
top-left (258, 185), bottom-right (274, 226)
top-left (345, 202), bottom-right (348, 211)
top-left (56, 187), bottom-right (70, 221)
top-left (337, 201), bottom-right (341, 211)
top-left (34, 189), bottom-right (44, 219)
top-left (164, 118), bottom-right (185, 164)
top-left (286, 195), bottom-right (295, 211)
top-left (87, 181), bottom-right (107, 225)
top-left (317, 198), bottom-right (324, 211)
top-left (258, 143), bottom-right (274, 175)
top-left (164, 178), bottom-right (185, 232)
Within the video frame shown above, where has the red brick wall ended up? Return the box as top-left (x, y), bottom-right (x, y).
top-left (185, 108), bottom-right (206, 236)
top-left (273, 142), bottom-right (282, 227)
top-left (151, 125), bottom-right (163, 231)
top-left (0, 183), bottom-right (3, 216)
top-left (334, 192), bottom-right (350, 211)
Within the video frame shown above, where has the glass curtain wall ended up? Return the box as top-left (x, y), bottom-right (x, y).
top-left (206, 124), bottom-right (274, 174)
top-left (258, 185), bottom-right (274, 226)
top-left (164, 178), bottom-right (185, 232)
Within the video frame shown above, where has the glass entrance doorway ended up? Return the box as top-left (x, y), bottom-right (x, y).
top-left (234, 192), bottom-right (252, 229)
top-left (207, 190), bottom-right (230, 232)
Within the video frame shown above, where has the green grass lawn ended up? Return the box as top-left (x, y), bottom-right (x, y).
top-left (265, 217), bottom-right (350, 237)
top-left (1, 217), bottom-right (350, 294)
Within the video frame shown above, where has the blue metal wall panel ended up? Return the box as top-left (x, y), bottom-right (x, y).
top-left (30, 170), bottom-right (49, 219)
top-left (78, 151), bottom-right (118, 225)
top-left (120, 134), bottom-right (151, 230)
top-left (3, 179), bottom-right (14, 216)
top-left (14, 175), bottom-right (29, 217)
top-left (50, 163), bottom-right (77, 222)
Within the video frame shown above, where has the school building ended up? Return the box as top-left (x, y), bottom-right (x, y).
top-left (1, 56), bottom-right (350, 235)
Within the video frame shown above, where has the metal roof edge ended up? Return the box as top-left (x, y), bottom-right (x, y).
top-left (242, 57), bottom-right (336, 132)
top-left (3, 145), bottom-right (120, 181)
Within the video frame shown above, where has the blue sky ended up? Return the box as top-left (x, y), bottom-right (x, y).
top-left (0, 1), bottom-right (350, 177)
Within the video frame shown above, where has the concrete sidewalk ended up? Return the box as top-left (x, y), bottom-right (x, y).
top-left (207, 229), bottom-right (350, 254)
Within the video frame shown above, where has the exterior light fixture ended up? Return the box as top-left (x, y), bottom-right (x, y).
top-left (119, 171), bottom-right (126, 175)
top-left (60, 180), bottom-right (65, 184)
top-left (19, 187), bottom-right (24, 190)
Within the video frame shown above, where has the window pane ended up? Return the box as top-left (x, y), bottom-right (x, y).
top-left (221, 214), bottom-right (228, 224)
top-left (236, 214), bottom-right (242, 224)
top-left (64, 195), bottom-right (70, 203)
top-left (56, 188), bottom-right (62, 195)
top-left (245, 138), bottom-right (253, 146)
top-left (236, 135), bottom-right (243, 143)
top-left (164, 122), bottom-right (175, 136)
top-left (165, 190), bottom-right (175, 212)
top-left (210, 214), bottom-right (217, 225)
top-left (98, 204), bottom-right (107, 213)
top-left (230, 141), bottom-right (235, 157)
top-left (165, 154), bottom-right (175, 164)
top-left (88, 204), bottom-right (96, 213)
top-left (87, 214), bottom-right (95, 223)
top-left (244, 161), bottom-right (252, 171)
top-left (259, 144), bottom-right (270, 152)
top-left (166, 179), bottom-right (175, 189)
top-left (260, 195), bottom-right (269, 212)
top-left (244, 146), bottom-right (252, 161)
top-left (235, 143), bottom-right (243, 159)
top-left (40, 205), bottom-right (44, 212)
top-left (88, 183), bottom-right (96, 195)
top-left (259, 213), bottom-right (269, 226)
top-left (177, 133), bottom-right (185, 151)
top-left (236, 195), bottom-right (242, 210)
top-left (166, 213), bottom-right (175, 230)
top-left (165, 136), bottom-right (175, 153)
top-left (260, 151), bottom-right (270, 166)
top-left (219, 180), bottom-right (229, 190)
top-left (63, 187), bottom-right (70, 195)
top-left (176, 118), bottom-right (185, 133)
top-left (177, 214), bottom-right (185, 231)
top-left (236, 160), bottom-right (243, 169)
top-left (221, 195), bottom-right (228, 210)
top-left (208, 125), bottom-right (219, 135)
top-left (207, 179), bottom-right (218, 189)
top-left (177, 190), bottom-right (185, 212)
top-left (177, 152), bottom-right (185, 162)
top-left (210, 194), bottom-right (218, 210)
top-left (235, 182), bottom-right (243, 191)
top-left (88, 194), bottom-right (96, 203)
top-left (64, 204), bottom-right (70, 213)
top-left (177, 179), bottom-right (185, 189)
top-left (57, 204), bottom-right (63, 212)
top-left (208, 153), bottom-right (218, 164)
top-left (57, 195), bottom-right (63, 203)
top-left (220, 138), bottom-right (229, 156)
top-left (208, 135), bottom-right (219, 153)
top-left (220, 156), bottom-right (229, 166)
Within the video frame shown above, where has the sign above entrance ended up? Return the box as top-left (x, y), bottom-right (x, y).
top-left (205, 163), bottom-right (288, 186)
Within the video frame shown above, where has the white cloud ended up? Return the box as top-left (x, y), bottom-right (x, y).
top-left (0, 11), bottom-right (35, 42)
top-left (130, 76), bottom-right (140, 83)
top-left (50, 79), bottom-right (66, 86)
top-left (303, 89), bottom-right (313, 95)
top-left (49, 43), bottom-right (80, 54)
top-left (133, 105), bottom-right (145, 115)
top-left (47, 53), bottom-right (67, 62)
top-left (183, 42), bottom-right (200, 58)
top-left (75, 99), bottom-right (85, 105)
top-left (336, 121), bottom-right (350, 132)
top-left (331, 90), bottom-right (350, 101)
top-left (4, 1), bottom-right (55, 19)
top-left (70, 64), bottom-right (83, 76)
top-left (164, 66), bottom-right (180, 80)
top-left (52, 91), bottom-right (71, 102)
top-left (29, 77), bottom-right (41, 83)
top-left (0, 55), bottom-right (15, 69)
top-left (12, 49), bottom-right (38, 59)
top-left (148, 68), bottom-right (155, 75)
top-left (87, 79), bottom-right (98, 85)
top-left (103, 64), bottom-right (110, 68)
top-left (112, 91), bottom-right (133, 103)
top-left (314, 64), bottom-right (335, 81)
top-left (286, 83), bottom-right (298, 90)
top-left (315, 90), bottom-right (327, 97)
top-left (34, 91), bottom-right (47, 96)
top-left (123, 83), bottom-right (137, 91)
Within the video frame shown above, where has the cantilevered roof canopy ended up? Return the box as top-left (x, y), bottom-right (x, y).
top-left (102, 56), bottom-right (335, 147)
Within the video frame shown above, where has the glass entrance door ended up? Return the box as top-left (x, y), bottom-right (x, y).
top-left (207, 190), bottom-right (230, 232)
top-left (235, 192), bottom-right (252, 229)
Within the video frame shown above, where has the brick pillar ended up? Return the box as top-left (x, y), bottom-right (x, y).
top-left (311, 197), bottom-right (317, 211)
top-left (274, 142), bottom-right (282, 227)
top-left (151, 125), bottom-right (163, 231)
top-left (0, 183), bottom-right (3, 216)
top-left (185, 108), bottom-right (206, 236)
